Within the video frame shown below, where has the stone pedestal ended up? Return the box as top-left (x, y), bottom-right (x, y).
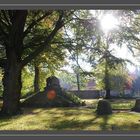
top-left (132, 99), bottom-right (140, 112)
top-left (96, 100), bottom-right (112, 115)
top-left (45, 76), bottom-right (62, 95)
top-left (22, 76), bottom-right (82, 107)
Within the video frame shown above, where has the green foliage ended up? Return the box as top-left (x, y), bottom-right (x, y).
top-left (115, 11), bottom-right (140, 51)
top-left (57, 71), bottom-right (77, 88)
top-left (32, 48), bottom-right (66, 91)
top-left (21, 66), bottom-right (34, 96)
top-left (94, 63), bottom-right (130, 93)
top-left (85, 14), bottom-right (131, 92)
top-left (109, 66), bottom-right (132, 92)
top-left (64, 91), bottom-right (82, 105)
top-left (59, 10), bottom-right (97, 90)
top-left (57, 71), bottom-right (88, 90)
top-left (24, 11), bottom-right (69, 92)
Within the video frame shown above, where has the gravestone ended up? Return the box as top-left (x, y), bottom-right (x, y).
top-left (132, 99), bottom-right (140, 112)
top-left (46, 76), bottom-right (60, 89)
top-left (96, 100), bottom-right (112, 115)
top-left (45, 76), bottom-right (62, 95)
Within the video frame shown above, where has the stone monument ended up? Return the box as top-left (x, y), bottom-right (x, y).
top-left (132, 98), bottom-right (140, 112)
top-left (45, 76), bottom-right (62, 95)
top-left (96, 99), bottom-right (112, 115)
top-left (22, 76), bottom-right (82, 107)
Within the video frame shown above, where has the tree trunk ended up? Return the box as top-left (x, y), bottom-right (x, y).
top-left (105, 89), bottom-right (111, 99)
top-left (1, 64), bottom-right (22, 115)
top-left (0, 11), bottom-right (27, 116)
top-left (105, 73), bottom-right (111, 99)
top-left (104, 59), bottom-right (111, 99)
top-left (76, 73), bottom-right (80, 91)
top-left (34, 65), bottom-right (40, 93)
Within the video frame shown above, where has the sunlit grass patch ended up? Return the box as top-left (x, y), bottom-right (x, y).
top-left (84, 99), bottom-right (135, 109)
top-left (0, 107), bottom-right (139, 130)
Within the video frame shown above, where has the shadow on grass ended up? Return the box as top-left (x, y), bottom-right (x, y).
top-left (0, 115), bottom-right (12, 128)
top-left (50, 116), bottom-right (99, 130)
top-left (109, 99), bottom-right (135, 103)
top-left (97, 113), bottom-right (140, 130)
top-left (99, 115), bottom-right (110, 130)
top-left (49, 113), bottom-right (113, 130)
top-left (110, 122), bottom-right (140, 130)
top-left (0, 106), bottom-right (139, 130)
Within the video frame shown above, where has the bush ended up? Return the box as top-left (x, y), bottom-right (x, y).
top-left (62, 91), bottom-right (83, 106)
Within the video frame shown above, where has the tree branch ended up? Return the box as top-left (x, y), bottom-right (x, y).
top-left (0, 25), bottom-right (8, 38)
top-left (23, 11), bottom-right (52, 37)
top-left (0, 13), bottom-right (9, 29)
top-left (0, 59), bottom-right (7, 68)
top-left (21, 11), bottom-right (65, 67)
top-left (1, 10), bottom-right (11, 26)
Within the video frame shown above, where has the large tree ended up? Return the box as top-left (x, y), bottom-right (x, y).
top-left (0, 10), bottom-right (72, 115)
top-left (85, 13), bottom-right (128, 99)
top-left (61, 10), bottom-right (95, 91)
top-left (32, 46), bottom-right (66, 93)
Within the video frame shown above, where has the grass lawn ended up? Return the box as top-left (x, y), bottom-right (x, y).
top-left (84, 99), bottom-right (135, 110)
top-left (0, 99), bottom-right (139, 130)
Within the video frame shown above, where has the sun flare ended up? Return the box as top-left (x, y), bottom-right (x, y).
top-left (100, 14), bottom-right (119, 33)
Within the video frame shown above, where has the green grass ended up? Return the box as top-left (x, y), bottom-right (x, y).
top-left (83, 99), bottom-right (135, 110)
top-left (0, 107), bottom-right (139, 130)
top-left (0, 99), bottom-right (139, 130)
top-left (110, 99), bottom-right (135, 109)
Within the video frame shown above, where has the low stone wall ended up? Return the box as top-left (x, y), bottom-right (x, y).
top-left (69, 90), bottom-right (135, 99)
top-left (69, 90), bottom-right (100, 99)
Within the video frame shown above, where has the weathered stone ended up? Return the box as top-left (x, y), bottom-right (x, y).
top-left (22, 76), bottom-right (82, 108)
top-left (46, 76), bottom-right (60, 89)
top-left (96, 100), bottom-right (112, 115)
top-left (22, 92), bottom-right (68, 107)
top-left (45, 76), bottom-right (62, 95)
top-left (132, 99), bottom-right (140, 112)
